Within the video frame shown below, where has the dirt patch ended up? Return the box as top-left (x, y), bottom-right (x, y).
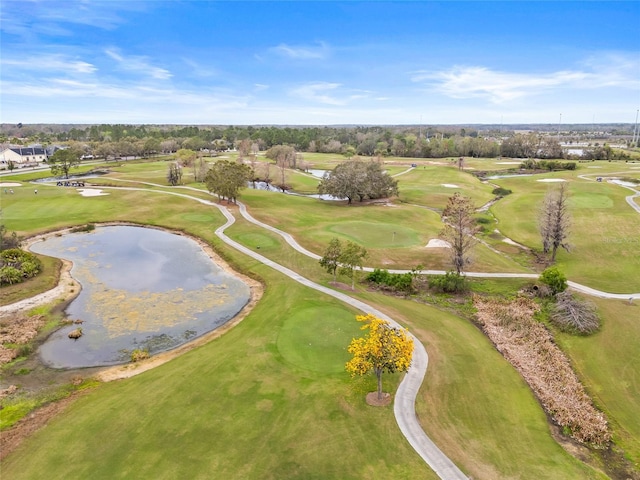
top-left (0, 391), bottom-right (85, 461)
top-left (329, 281), bottom-right (354, 292)
top-left (366, 392), bottom-right (392, 406)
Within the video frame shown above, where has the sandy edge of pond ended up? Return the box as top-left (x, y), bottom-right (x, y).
top-left (2, 223), bottom-right (263, 382)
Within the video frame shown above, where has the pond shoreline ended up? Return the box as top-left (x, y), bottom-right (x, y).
top-left (2, 222), bottom-right (263, 380)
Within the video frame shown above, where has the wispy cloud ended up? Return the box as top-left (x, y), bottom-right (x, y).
top-left (0, 1), bottom-right (145, 39)
top-left (182, 58), bottom-right (218, 78)
top-left (269, 41), bottom-right (330, 60)
top-left (105, 48), bottom-right (172, 80)
top-left (412, 54), bottom-right (640, 103)
top-left (290, 82), bottom-right (372, 106)
top-left (2, 54), bottom-right (97, 74)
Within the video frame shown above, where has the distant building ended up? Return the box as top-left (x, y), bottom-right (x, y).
top-left (0, 147), bottom-right (48, 167)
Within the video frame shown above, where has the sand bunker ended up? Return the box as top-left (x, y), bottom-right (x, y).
top-left (496, 161), bottom-right (521, 165)
top-left (78, 188), bottom-right (110, 197)
top-left (426, 239), bottom-right (451, 248)
top-left (0, 182), bottom-right (22, 187)
top-left (441, 184), bottom-right (460, 188)
top-left (537, 179), bottom-right (567, 183)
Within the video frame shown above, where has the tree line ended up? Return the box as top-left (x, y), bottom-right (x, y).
top-left (9, 123), bottom-right (637, 161)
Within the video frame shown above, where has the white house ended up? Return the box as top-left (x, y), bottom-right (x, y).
top-left (0, 147), bottom-right (48, 167)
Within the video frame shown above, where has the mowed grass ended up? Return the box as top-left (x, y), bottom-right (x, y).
top-left (240, 188), bottom-right (529, 273)
top-left (1, 268), bottom-right (438, 480)
top-left (354, 292), bottom-right (606, 479)
top-left (2, 158), bottom-right (636, 477)
top-left (555, 298), bottom-right (640, 466)
top-left (489, 168), bottom-right (640, 292)
top-left (396, 164), bottom-right (495, 210)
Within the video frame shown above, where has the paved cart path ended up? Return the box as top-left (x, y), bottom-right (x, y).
top-left (7, 180), bottom-right (640, 478)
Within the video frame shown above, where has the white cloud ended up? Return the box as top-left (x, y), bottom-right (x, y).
top-left (413, 54), bottom-right (640, 103)
top-left (2, 54), bottom-right (97, 74)
top-left (290, 82), bottom-right (373, 106)
top-left (290, 82), bottom-right (346, 105)
top-left (254, 84), bottom-right (269, 91)
top-left (269, 42), bottom-right (329, 60)
top-left (105, 48), bottom-right (172, 80)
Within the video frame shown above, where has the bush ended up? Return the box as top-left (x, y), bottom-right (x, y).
top-left (131, 349), bottom-right (150, 362)
top-left (0, 266), bottom-right (22, 285)
top-left (428, 271), bottom-right (468, 293)
top-left (550, 291), bottom-right (600, 335)
top-left (539, 266), bottom-right (567, 295)
top-left (491, 187), bottom-right (512, 196)
top-left (366, 268), bottom-right (415, 293)
top-left (0, 249), bottom-right (42, 285)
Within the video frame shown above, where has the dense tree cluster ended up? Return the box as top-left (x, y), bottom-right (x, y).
top-left (318, 160), bottom-right (398, 204)
top-left (204, 159), bottom-right (253, 204)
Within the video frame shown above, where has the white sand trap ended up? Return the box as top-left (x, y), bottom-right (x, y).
top-left (426, 239), bottom-right (451, 248)
top-left (496, 161), bottom-right (521, 165)
top-left (77, 188), bottom-right (110, 197)
top-left (441, 184), bottom-right (460, 188)
top-left (0, 182), bottom-right (22, 187)
top-left (537, 179), bottom-right (567, 183)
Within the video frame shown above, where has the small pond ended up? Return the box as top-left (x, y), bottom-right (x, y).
top-left (29, 226), bottom-right (251, 368)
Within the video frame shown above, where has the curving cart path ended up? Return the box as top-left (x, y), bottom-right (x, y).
top-left (8, 179), bottom-right (640, 478)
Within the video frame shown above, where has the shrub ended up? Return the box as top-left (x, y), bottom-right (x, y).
top-left (366, 268), bottom-right (415, 293)
top-left (0, 266), bottom-right (22, 285)
top-left (0, 249), bottom-right (42, 285)
top-left (539, 266), bottom-right (567, 295)
top-left (428, 271), bottom-right (468, 293)
top-left (131, 349), bottom-right (150, 362)
top-left (491, 187), bottom-right (512, 196)
top-left (550, 291), bottom-right (600, 335)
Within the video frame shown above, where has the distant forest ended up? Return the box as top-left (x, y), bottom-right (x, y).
top-left (1, 122), bottom-right (638, 160)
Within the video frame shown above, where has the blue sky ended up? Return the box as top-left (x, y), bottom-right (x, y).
top-left (1, 1), bottom-right (638, 125)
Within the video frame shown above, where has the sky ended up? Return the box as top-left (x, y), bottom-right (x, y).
top-left (1, 1), bottom-right (639, 126)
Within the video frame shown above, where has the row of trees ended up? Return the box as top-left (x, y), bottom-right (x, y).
top-left (15, 120), bottom-right (629, 160)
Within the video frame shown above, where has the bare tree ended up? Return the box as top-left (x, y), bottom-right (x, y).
top-left (167, 162), bottom-right (182, 186)
top-left (539, 183), bottom-right (571, 262)
top-left (440, 193), bottom-right (479, 274)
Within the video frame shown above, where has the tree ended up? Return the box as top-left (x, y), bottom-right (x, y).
top-left (175, 148), bottom-right (197, 167)
top-left (0, 223), bottom-right (21, 251)
top-left (319, 237), bottom-right (342, 282)
top-left (318, 160), bottom-right (398, 204)
top-left (338, 241), bottom-right (367, 289)
top-left (48, 148), bottom-right (81, 178)
top-left (440, 193), bottom-right (479, 274)
top-left (345, 314), bottom-right (414, 401)
top-left (539, 183), bottom-right (571, 262)
top-left (204, 159), bottom-right (253, 204)
top-left (167, 162), bottom-right (182, 186)
top-left (539, 266), bottom-right (568, 294)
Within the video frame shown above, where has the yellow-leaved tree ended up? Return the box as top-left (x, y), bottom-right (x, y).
top-left (345, 314), bottom-right (414, 401)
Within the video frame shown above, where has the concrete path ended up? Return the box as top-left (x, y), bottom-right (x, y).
top-left (10, 180), bottom-right (639, 478)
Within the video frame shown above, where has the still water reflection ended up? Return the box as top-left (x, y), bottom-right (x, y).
top-left (30, 226), bottom-right (250, 368)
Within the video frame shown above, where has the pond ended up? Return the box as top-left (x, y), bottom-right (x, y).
top-left (29, 226), bottom-right (251, 368)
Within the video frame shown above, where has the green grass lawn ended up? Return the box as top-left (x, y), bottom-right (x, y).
top-left (489, 167), bottom-right (640, 292)
top-left (355, 292), bottom-right (606, 479)
top-left (555, 298), bottom-right (640, 467)
top-left (1, 268), bottom-right (438, 480)
top-left (2, 158), bottom-right (637, 478)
